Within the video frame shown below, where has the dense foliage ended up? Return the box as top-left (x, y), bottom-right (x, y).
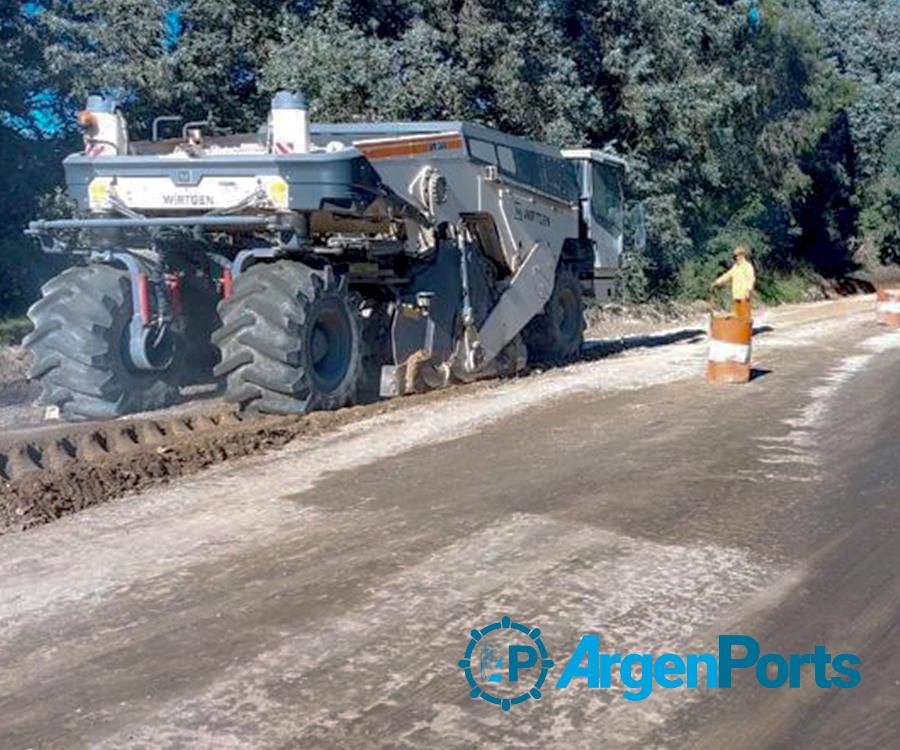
top-left (811, 0), bottom-right (900, 267)
top-left (1, 0), bottom-right (897, 315)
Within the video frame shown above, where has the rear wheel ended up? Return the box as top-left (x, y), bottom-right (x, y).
top-left (523, 265), bottom-right (585, 363)
top-left (25, 264), bottom-right (182, 421)
top-left (212, 260), bottom-right (363, 415)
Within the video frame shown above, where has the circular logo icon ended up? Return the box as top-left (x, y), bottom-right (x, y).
top-left (458, 616), bottom-right (554, 711)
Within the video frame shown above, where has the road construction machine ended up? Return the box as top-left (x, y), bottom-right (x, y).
top-left (24, 92), bottom-right (626, 421)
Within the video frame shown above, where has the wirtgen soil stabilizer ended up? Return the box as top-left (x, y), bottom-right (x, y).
top-left (25, 91), bottom-right (631, 423)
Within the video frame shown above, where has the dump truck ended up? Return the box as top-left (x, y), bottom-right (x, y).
top-left (24, 92), bottom-right (626, 421)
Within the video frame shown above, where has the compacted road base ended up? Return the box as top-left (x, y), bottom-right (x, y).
top-left (0, 297), bottom-right (897, 749)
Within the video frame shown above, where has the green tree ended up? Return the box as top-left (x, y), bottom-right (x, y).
top-left (2, 0), bottom-right (893, 319)
top-left (859, 131), bottom-right (900, 264)
top-left (809, 0), bottom-right (900, 261)
top-left (0, 2), bottom-right (69, 316)
top-left (37, 0), bottom-right (283, 133)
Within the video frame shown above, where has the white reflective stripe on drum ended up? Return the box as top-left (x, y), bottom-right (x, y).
top-left (877, 301), bottom-right (900, 314)
top-left (708, 339), bottom-right (751, 364)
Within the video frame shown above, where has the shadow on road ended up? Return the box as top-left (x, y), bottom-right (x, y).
top-left (581, 328), bottom-right (706, 362)
top-left (576, 323), bottom-right (776, 366)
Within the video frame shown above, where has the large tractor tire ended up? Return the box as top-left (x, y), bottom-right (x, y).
top-left (25, 264), bottom-right (182, 421)
top-left (212, 260), bottom-right (363, 415)
top-left (523, 265), bottom-right (585, 363)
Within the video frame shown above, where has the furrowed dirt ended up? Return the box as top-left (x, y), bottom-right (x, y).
top-left (0, 380), bottom-right (506, 534)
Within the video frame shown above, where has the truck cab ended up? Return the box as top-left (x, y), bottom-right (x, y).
top-left (562, 149), bottom-right (626, 300)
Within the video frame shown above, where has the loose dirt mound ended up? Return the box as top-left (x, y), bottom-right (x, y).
top-left (0, 383), bottom-right (500, 535)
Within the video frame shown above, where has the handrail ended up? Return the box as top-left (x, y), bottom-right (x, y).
top-left (27, 215), bottom-right (275, 233)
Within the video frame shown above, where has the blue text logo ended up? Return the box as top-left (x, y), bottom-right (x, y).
top-left (460, 620), bottom-right (861, 710)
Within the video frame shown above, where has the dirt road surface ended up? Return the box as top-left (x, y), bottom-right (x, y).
top-left (1, 296), bottom-right (898, 749)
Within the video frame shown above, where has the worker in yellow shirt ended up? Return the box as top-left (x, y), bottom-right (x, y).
top-left (712, 244), bottom-right (756, 319)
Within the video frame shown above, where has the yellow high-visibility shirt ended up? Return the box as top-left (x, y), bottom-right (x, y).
top-left (715, 260), bottom-right (756, 300)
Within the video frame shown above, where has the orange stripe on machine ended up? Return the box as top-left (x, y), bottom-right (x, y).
top-left (354, 132), bottom-right (464, 160)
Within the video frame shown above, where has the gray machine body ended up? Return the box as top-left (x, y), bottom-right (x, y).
top-left (34, 119), bottom-right (626, 394)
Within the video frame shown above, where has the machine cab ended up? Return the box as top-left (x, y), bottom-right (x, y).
top-left (562, 149), bottom-right (626, 300)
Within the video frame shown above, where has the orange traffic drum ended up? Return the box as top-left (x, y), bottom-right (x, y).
top-left (876, 288), bottom-right (900, 328)
top-left (707, 313), bottom-right (752, 384)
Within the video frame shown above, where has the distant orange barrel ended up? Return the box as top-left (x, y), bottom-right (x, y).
top-left (876, 288), bottom-right (900, 328)
top-left (707, 313), bottom-right (752, 383)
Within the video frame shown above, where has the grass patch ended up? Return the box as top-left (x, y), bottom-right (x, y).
top-left (755, 269), bottom-right (823, 305)
top-left (0, 318), bottom-right (33, 347)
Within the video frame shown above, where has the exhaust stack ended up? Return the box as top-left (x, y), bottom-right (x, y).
top-left (269, 91), bottom-right (310, 155)
top-left (78, 95), bottom-right (128, 157)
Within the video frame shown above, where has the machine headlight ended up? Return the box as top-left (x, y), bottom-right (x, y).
top-left (88, 177), bottom-right (112, 209)
top-left (266, 177), bottom-right (289, 208)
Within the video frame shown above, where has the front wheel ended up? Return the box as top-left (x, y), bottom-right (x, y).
top-left (25, 264), bottom-right (183, 420)
top-left (523, 265), bottom-right (585, 363)
top-left (212, 260), bottom-right (364, 415)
